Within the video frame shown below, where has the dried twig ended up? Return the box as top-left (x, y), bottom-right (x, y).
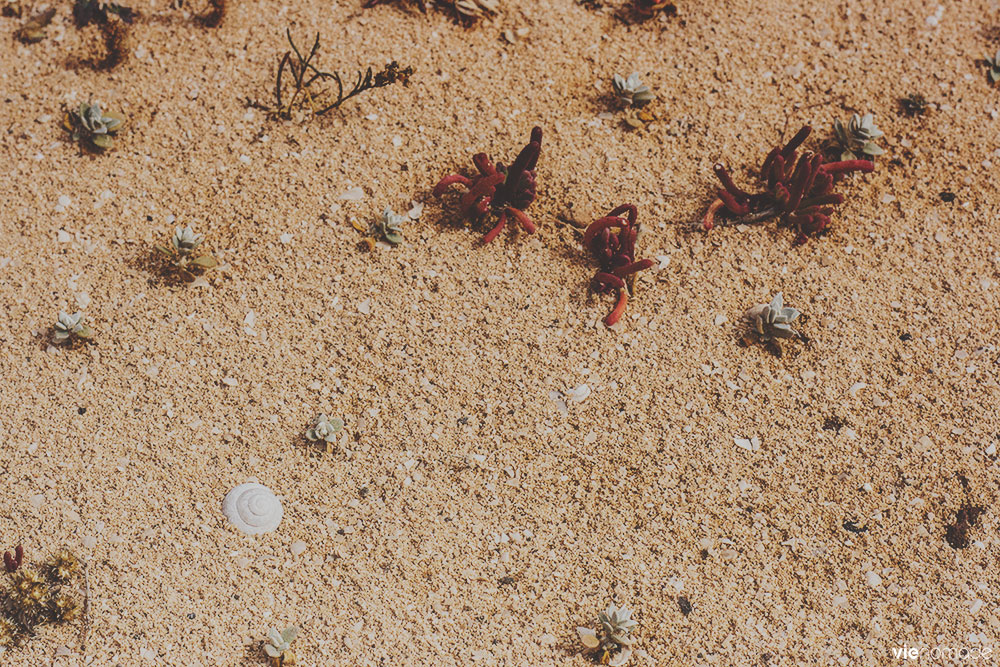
top-left (254, 29), bottom-right (413, 120)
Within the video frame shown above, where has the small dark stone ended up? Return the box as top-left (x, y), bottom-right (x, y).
top-left (78, 407), bottom-right (87, 415)
top-left (146, 215), bottom-right (153, 221)
top-left (498, 576), bottom-right (515, 587)
top-left (187, 613), bottom-right (195, 619)
top-left (945, 505), bottom-right (984, 549)
top-left (822, 416), bottom-right (846, 433)
top-left (939, 191), bottom-right (956, 202)
top-left (359, 487), bottom-right (369, 498)
top-left (843, 519), bottom-right (868, 534)
top-left (677, 596), bottom-right (692, 616)
top-left (900, 333), bottom-right (912, 341)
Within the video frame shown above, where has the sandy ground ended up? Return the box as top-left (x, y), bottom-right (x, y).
top-left (1, 0), bottom-right (999, 664)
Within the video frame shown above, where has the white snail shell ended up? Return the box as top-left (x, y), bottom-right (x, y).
top-left (222, 483), bottom-right (283, 535)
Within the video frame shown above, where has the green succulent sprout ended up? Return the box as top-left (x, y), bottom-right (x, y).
top-left (64, 101), bottom-right (126, 150)
top-left (577, 602), bottom-right (638, 666)
top-left (370, 207), bottom-right (406, 245)
top-left (52, 311), bottom-right (94, 344)
top-left (612, 73), bottom-right (655, 108)
top-left (154, 226), bottom-right (220, 282)
top-left (264, 626), bottom-right (298, 665)
top-left (305, 414), bottom-right (343, 444)
top-left (987, 49), bottom-right (1000, 84)
top-left (746, 292), bottom-right (801, 342)
top-left (832, 113), bottom-right (884, 160)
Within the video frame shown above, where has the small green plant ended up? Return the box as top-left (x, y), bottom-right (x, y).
top-left (63, 101), bottom-right (126, 150)
top-left (577, 602), bottom-right (638, 666)
top-left (744, 292), bottom-right (801, 355)
top-left (370, 207), bottom-right (405, 245)
top-left (52, 311), bottom-right (94, 345)
top-left (254, 29), bottom-right (413, 120)
top-left (264, 626), bottom-right (298, 666)
top-left (986, 49), bottom-right (1000, 84)
top-left (612, 72), bottom-right (654, 108)
top-left (832, 113), bottom-right (884, 160)
top-left (1, 549), bottom-right (82, 650)
top-left (305, 414), bottom-right (343, 445)
top-left (154, 226), bottom-right (220, 282)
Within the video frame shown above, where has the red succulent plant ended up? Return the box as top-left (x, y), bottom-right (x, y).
top-left (4, 545), bottom-right (23, 573)
top-left (702, 125), bottom-right (874, 245)
top-left (583, 204), bottom-right (655, 326)
top-left (433, 127), bottom-right (542, 243)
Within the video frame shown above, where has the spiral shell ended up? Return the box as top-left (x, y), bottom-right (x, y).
top-left (222, 483), bottom-right (283, 535)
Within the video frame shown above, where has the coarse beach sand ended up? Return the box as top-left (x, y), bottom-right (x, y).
top-left (1, 0), bottom-right (999, 664)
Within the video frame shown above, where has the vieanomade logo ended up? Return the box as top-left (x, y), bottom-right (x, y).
top-left (891, 645), bottom-right (993, 661)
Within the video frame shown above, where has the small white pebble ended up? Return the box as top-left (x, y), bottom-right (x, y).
top-left (714, 314), bottom-right (728, 326)
top-left (358, 298), bottom-right (372, 315)
top-left (239, 155), bottom-right (251, 164)
top-left (57, 230), bottom-right (72, 243)
top-left (866, 571), bottom-right (882, 587)
top-left (290, 540), bottom-right (307, 556)
top-left (340, 187), bottom-right (365, 201)
top-left (222, 377), bottom-right (238, 386)
top-left (279, 233), bottom-right (293, 244)
top-left (567, 384), bottom-right (591, 403)
top-left (656, 255), bottom-right (670, 270)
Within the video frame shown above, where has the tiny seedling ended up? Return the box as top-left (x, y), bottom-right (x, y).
top-left (63, 101), bottom-right (126, 151)
top-left (369, 207), bottom-right (406, 245)
top-left (154, 226), bottom-right (220, 282)
top-left (363, 0), bottom-right (498, 22)
top-left (702, 125), bottom-right (874, 245)
top-left (1, 549), bottom-right (82, 649)
top-left (582, 205), bottom-right (655, 326)
top-left (577, 602), bottom-right (638, 666)
top-left (52, 311), bottom-right (95, 345)
top-left (3, 546), bottom-right (23, 573)
top-left (612, 73), bottom-right (655, 108)
top-left (832, 113), bottom-right (884, 160)
top-left (305, 414), bottom-right (343, 446)
top-left (15, 7), bottom-right (56, 42)
top-left (743, 292), bottom-right (802, 355)
top-left (898, 93), bottom-right (929, 117)
top-left (264, 626), bottom-right (298, 666)
top-left (433, 126), bottom-right (541, 243)
top-left (255, 29), bottom-right (413, 120)
top-left (986, 49), bottom-right (1000, 84)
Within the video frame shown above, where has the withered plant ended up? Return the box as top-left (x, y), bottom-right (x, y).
top-left (254, 29), bottom-right (413, 120)
top-left (1, 548), bottom-right (83, 650)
